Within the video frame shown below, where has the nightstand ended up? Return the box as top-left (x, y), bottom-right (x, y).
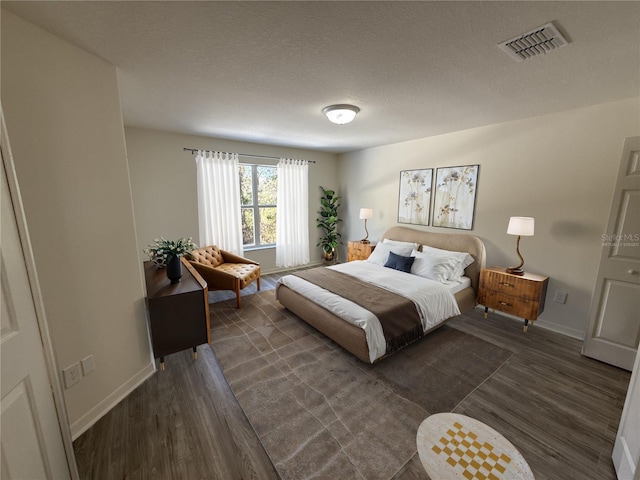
top-left (477, 266), bottom-right (549, 332)
top-left (347, 241), bottom-right (376, 261)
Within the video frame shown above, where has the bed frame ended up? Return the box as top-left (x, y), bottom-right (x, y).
top-left (276, 226), bottom-right (486, 363)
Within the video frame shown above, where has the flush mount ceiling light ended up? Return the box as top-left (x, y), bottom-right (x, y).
top-left (322, 104), bottom-right (360, 125)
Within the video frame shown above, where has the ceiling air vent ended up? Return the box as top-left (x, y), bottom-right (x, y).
top-left (498, 22), bottom-right (569, 62)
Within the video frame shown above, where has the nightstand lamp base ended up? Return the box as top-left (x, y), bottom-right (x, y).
top-left (359, 208), bottom-right (372, 245)
top-left (506, 217), bottom-right (534, 278)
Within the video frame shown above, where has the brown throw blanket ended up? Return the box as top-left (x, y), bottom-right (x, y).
top-left (293, 267), bottom-right (423, 354)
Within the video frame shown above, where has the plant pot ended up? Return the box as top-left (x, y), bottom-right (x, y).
top-left (166, 255), bottom-right (182, 283)
top-left (322, 248), bottom-right (336, 262)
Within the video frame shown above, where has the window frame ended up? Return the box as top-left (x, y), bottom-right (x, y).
top-left (240, 163), bottom-right (277, 249)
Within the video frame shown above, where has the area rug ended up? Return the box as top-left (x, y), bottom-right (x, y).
top-left (210, 290), bottom-right (511, 480)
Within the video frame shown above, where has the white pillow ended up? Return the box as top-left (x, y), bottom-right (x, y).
top-left (420, 245), bottom-right (474, 279)
top-left (410, 249), bottom-right (460, 284)
top-left (367, 242), bottom-right (415, 266)
top-left (382, 238), bottom-right (419, 251)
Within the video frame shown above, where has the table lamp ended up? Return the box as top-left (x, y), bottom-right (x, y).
top-left (506, 216), bottom-right (534, 275)
top-left (359, 208), bottom-right (373, 244)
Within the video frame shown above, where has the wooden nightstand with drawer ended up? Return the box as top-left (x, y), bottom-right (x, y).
top-left (347, 241), bottom-right (376, 261)
top-left (477, 266), bottom-right (549, 332)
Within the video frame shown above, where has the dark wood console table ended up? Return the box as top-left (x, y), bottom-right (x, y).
top-left (144, 257), bottom-right (210, 369)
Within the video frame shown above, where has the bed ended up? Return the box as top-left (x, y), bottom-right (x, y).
top-left (276, 226), bottom-right (486, 363)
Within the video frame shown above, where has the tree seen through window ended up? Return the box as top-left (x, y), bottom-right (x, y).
top-left (240, 164), bottom-right (277, 247)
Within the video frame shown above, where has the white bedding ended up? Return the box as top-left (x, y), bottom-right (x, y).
top-left (450, 275), bottom-right (471, 295)
top-left (277, 261), bottom-right (461, 362)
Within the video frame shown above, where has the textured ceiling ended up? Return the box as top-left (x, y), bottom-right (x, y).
top-left (3, 1), bottom-right (639, 153)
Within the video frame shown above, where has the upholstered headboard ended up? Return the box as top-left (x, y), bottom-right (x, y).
top-left (381, 226), bottom-right (486, 295)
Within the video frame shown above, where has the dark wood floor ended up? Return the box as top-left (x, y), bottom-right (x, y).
top-left (73, 272), bottom-right (631, 480)
top-left (395, 313), bottom-right (631, 480)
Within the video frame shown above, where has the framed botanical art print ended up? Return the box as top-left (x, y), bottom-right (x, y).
top-left (398, 169), bottom-right (433, 226)
top-left (432, 165), bottom-right (479, 230)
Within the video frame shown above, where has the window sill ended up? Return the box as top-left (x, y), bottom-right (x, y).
top-left (244, 245), bottom-right (275, 253)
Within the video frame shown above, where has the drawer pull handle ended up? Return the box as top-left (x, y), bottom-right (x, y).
top-left (499, 282), bottom-right (513, 287)
top-left (629, 270), bottom-right (639, 275)
top-left (498, 301), bottom-right (512, 307)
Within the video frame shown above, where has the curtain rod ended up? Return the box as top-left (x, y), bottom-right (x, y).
top-left (183, 147), bottom-right (316, 163)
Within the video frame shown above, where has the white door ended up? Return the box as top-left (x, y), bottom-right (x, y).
top-left (582, 136), bottom-right (640, 371)
top-left (1, 109), bottom-right (78, 478)
top-left (612, 347), bottom-right (640, 479)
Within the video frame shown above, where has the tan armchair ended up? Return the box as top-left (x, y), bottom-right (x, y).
top-left (188, 245), bottom-right (260, 309)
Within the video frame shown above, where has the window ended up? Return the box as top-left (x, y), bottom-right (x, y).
top-left (240, 164), bottom-right (277, 248)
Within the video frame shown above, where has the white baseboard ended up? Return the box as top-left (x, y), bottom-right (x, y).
top-left (70, 362), bottom-right (156, 440)
top-left (472, 306), bottom-right (584, 339)
top-left (532, 319), bottom-right (584, 339)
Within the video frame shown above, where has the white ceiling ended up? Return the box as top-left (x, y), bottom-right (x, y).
top-left (3, 1), bottom-right (639, 153)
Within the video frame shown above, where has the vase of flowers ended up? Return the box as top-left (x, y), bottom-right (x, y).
top-left (143, 237), bottom-right (198, 283)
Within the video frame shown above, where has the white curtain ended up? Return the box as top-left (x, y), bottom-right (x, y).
top-left (276, 158), bottom-right (309, 268)
top-left (195, 150), bottom-right (243, 255)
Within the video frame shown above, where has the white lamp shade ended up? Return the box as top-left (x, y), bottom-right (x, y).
top-left (507, 216), bottom-right (535, 236)
top-left (359, 208), bottom-right (373, 220)
top-left (323, 104), bottom-right (360, 125)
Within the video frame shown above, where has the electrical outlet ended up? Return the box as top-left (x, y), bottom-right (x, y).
top-left (554, 290), bottom-right (568, 304)
top-left (63, 362), bottom-right (82, 389)
top-left (81, 355), bottom-right (95, 376)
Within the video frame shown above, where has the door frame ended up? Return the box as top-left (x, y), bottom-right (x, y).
top-left (612, 346), bottom-right (639, 479)
top-left (1, 105), bottom-right (79, 478)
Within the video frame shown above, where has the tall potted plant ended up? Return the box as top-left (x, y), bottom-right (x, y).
top-left (316, 186), bottom-right (342, 262)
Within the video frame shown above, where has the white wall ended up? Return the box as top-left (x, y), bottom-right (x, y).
top-left (1, 11), bottom-right (154, 437)
top-left (125, 127), bottom-right (340, 272)
top-left (338, 98), bottom-right (640, 338)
